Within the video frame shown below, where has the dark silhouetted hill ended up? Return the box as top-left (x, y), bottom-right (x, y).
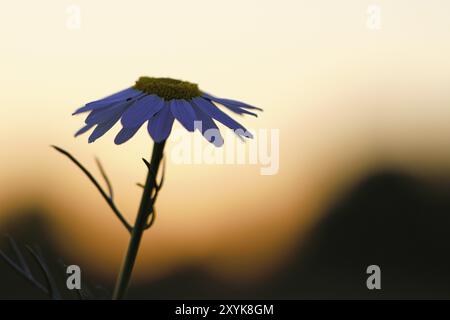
top-left (130, 169), bottom-right (450, 299)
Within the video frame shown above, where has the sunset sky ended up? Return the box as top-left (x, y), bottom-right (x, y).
top-left (1, 0), bottom-right (450, 284)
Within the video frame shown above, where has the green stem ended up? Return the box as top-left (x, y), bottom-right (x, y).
top-left (112, 141), bottom-right (166, 300)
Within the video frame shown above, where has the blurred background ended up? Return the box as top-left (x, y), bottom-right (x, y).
top-left (1, 0), bottom-right (450, 299)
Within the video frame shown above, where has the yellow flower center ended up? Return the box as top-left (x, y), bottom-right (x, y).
top-left (134, 76), bottom-right (201, 100)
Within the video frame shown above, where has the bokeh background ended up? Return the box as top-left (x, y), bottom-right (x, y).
top-left (1, 0), bottom-right (450, 299)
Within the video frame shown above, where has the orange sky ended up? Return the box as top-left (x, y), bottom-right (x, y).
top-left (1, 0), bottom-right (450, 283)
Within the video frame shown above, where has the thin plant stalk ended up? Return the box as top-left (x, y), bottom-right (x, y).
top-left (112, 141), bottom-right (166, 300)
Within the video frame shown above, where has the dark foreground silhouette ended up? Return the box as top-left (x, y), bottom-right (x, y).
top-left (2, 169), bottom-right (450, 299)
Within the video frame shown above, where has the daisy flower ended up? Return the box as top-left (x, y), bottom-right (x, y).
top-left (56, 76), bottom-right (262, 299)
top-left (73, 77), bottom-right (261, 146)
